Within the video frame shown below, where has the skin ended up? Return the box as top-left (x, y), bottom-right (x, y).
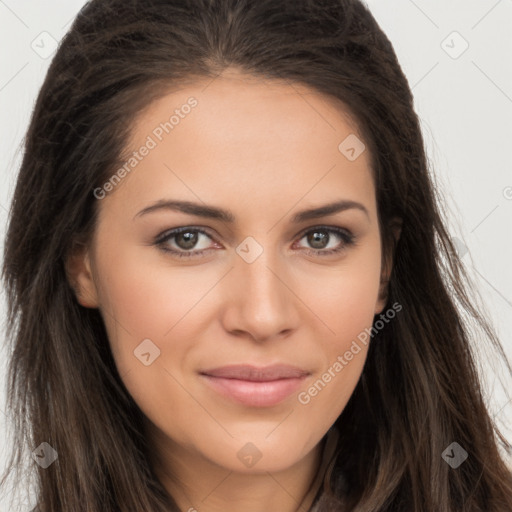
top-left (67, 68), bottom-right (396, 512)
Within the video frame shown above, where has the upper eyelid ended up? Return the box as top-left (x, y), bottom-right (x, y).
top-left (156, 226), bottom-right (212, 240)
top-left (295, 224), bottom-right (352, 237)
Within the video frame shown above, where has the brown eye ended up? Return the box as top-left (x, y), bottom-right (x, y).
top-left (155, 227), bottom-right (217, 258)
top-left (174, 230), bottom-right (200, 250)
top-left (295, 226), bottom-right (355, 256)
top-left (306, 230), bottom-right (330, 249)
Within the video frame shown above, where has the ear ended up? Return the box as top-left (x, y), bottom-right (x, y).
top-left (65, 241), bottom-right (99, 308)
top-left (375, 218), bottom-right (402, 315)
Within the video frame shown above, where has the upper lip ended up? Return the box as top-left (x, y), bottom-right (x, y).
top-left (199, 364), bottom-right (310, 381)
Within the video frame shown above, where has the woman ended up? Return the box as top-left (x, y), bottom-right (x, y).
top-left (2, 0), bottom-right (511, 510)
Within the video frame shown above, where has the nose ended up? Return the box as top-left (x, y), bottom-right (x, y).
top-left (220, 244), bottom-right (301, 343)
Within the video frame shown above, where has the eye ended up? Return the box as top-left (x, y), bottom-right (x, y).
top-left (294, 226), bottom-right (355, 256)
top-left (154, 225), bottom-right (356, 259)
top-left (155, 227), bottom-right (217, 258)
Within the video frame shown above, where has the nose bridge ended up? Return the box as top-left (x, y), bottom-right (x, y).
top-left (224, 234), bottom-right (299, 339)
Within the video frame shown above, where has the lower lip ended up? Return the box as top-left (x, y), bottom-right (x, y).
top-left (200, 375), bottom-right (307, 407)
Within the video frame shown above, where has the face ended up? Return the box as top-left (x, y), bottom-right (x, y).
top-left (69, 68), bottom-right (390, 477)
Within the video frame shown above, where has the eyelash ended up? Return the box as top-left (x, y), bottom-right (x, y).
top-left (154, 225), bottom-right (356, 259)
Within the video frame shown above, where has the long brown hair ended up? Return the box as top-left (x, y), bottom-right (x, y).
top-left (2, 0), bottom-right (512, 510)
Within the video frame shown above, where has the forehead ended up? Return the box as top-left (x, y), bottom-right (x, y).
top-left (102, 69), bottom-right (375, 220)
top-left (131, 69), bottom-right (364, 157)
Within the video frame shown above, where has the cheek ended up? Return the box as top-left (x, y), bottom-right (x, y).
top-left (314, 247), bottom-right (382, 342)
top-left (298, 247), bottom-right (380, 417)
top-left (93, 247), bottom-right (201, 428)
top-left (94, 242), bottom-right (207, 340)
top-left (91, 237), bottom-right (177, 373)
top-left (296, 272), bottom-right (378, 423)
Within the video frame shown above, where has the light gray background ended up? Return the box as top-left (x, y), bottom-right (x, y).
top-left (1, 1), bottom-right (511, 510)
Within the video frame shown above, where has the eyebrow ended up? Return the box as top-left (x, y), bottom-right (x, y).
top-left (134, 199), bottom-right (369, 223)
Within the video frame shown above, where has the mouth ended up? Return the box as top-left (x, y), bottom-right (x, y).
top-left (199, 364), bottom-right (310, 407)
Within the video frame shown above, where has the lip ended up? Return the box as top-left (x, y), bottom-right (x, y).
top-left (199, 364), bottom-right (310, 407)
